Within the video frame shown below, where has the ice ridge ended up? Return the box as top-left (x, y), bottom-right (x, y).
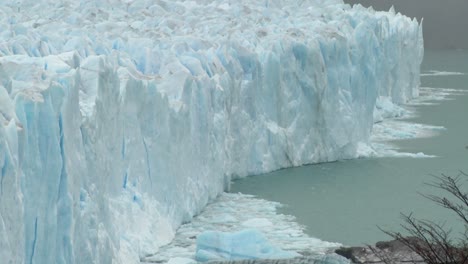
top-left (0, 0), bottom-right (423, 263)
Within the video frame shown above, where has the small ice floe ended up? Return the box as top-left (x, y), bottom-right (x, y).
top-left (366, 83), bottom-right (467, 159)
top-left (195, 229), bottom-right (299, 262)
top-left (408, 87), bottom-right (468, 106)
top-left (421, 70), bottom-right (466, 76)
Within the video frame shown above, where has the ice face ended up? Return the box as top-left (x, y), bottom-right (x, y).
top-left (0, 0), bottom-right (423, 263)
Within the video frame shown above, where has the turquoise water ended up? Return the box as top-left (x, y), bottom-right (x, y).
top-left (230, 50), bottom-right (468, 246)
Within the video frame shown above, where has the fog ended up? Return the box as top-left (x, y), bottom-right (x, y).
top-left (344, 0), bottom-right (468, 50)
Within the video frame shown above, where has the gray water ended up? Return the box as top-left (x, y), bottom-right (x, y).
top-left (231, 50), bottom-right (468, 246)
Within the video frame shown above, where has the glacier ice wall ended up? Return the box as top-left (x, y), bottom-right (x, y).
top-left (0, 0), bottom-right (423, 263)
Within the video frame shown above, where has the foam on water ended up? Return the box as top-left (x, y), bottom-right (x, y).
top-left (366, 80), bottom-right (468, 158)
top-left (408, 87), bottom-right (468, 106)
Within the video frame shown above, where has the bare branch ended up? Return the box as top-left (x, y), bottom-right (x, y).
top-left (376, 172), bottom-right (468, 264)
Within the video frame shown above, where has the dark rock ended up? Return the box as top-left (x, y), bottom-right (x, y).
top-left (335, 247), bottom-right (365, 263)
top-left (335, 238), bottom-right (424, 263)
top-left (375, 236), bottom-right (423, 251)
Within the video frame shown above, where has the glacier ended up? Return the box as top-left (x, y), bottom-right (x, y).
top-left (0, 0), bottom-right (423, 263)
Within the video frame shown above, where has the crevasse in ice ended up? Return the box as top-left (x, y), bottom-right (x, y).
top-left (0, 0), bottom-right (423, 263)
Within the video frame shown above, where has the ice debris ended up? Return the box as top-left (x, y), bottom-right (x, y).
top-left (195, 229), bottom-right (300, 261)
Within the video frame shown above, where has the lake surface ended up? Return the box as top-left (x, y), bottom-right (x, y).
top-left (230, 50), bottom-right (468, 246)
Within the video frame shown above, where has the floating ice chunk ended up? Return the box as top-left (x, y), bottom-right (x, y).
top-left (364, 84), bottom-right (465, 159)
top-left (356, 141), bottom-right (378, 158)
top-left (367, 121), bottom-right (444, 158)
top-left (372, 145), bottom-right (436, 158)
top-left (195, 229), bottom-right (300, 262)
top-left (421, 71), bottom-right (465, 76)
top-left (372, 121), bottom-right (445, 142)
top-left (167, 257), bottom-right (197, 264)
top-left (314, 253), bottom-right (351, 264)
top-left (408, 87), bottom-right (468, 106)
top-left (242, 218), bottom-right (273, 228)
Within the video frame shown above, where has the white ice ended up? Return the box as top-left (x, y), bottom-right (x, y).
top-left (420, 71), bottom-right (466, 76)
top-left (407, 87), bottom-right (468, 106)
top-left (365, 85), bottom-right (467, 158)
top-left (0, 0), bottom-right (423, 263)
top-left (195, 229), bottom-right (299, 261)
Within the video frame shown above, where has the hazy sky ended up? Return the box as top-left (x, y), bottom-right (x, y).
top-left (344, 0), bottom-right (468, 50)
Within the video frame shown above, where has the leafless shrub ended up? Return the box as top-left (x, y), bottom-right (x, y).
top-left (377, 172), bottom-right (468, 264)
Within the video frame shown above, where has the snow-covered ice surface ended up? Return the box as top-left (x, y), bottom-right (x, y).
top-left (0, 0), bottom-right (424, 263)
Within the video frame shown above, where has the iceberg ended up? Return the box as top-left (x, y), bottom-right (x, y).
top-left (195, 229), bottom-right (299, 261)
top-left (0, 0), bottom-right (423, 263)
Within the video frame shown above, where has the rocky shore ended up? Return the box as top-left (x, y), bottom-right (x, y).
top-left (335, 238), bottom-right (425, 263)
